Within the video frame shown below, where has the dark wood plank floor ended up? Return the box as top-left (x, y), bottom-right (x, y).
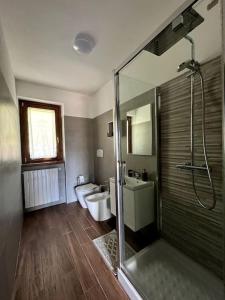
top-left (13, 203), bottom-right (128, 300)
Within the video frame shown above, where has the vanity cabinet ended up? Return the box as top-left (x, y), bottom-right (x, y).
top-left (109, 177), bottom-right (154, 232)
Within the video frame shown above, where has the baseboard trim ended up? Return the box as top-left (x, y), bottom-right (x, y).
top-left (24, 200), bottom-right (66, 212)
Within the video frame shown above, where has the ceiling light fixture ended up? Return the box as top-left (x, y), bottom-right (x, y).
top-left (73, 32), bottom-right (96, 55)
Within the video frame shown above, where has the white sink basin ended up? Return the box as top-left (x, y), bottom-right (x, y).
top-left (124, 176), bottom-right (152, 191)
top-left (109, 176), bottom-right (153, 191)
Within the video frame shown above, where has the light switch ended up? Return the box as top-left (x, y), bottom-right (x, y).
top-left (97, 149), bottom-right (104, 158)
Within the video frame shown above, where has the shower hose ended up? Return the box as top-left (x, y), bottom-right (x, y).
top-left (190, 71), bottom-right (216, 210)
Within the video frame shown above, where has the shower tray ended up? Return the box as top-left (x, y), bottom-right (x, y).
top-left (124, 239), bottom-right (224, 300)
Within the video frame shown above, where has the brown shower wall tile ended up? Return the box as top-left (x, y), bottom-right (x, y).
top-left (160, 56), bottom-right (223, 278)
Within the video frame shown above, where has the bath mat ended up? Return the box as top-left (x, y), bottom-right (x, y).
top-left (93, 230), bottom-right (136, 274)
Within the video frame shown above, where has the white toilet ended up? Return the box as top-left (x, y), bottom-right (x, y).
top-left (75, 183), bottom-right (100, 208)
top-left (85, 191), bottom-right (112, 221)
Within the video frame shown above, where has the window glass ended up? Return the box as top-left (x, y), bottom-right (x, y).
top-left (28, 107), bottom-right (57, 159)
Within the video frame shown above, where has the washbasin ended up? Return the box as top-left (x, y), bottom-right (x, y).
top-left (109, 176), bottom-right (155, 231)
top-left (124, 176), bottom-right (153, 191)
top-left (109, 176), bottom-right (153, 191)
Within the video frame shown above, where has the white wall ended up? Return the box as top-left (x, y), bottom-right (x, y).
top-left (119, 75), bottom-right (154, 104)
top-left (16, 76), bottom-right (155, 120)
top-left (91, 80), bottom-right (114, 118)
top-left (91, 76), bottom-right (153, 118)
top-left (16, 79), bottom-right (92, 118)
top-left (0, 19), bottom-right (16, 104)
top-left (16, 75), bottom-right (153, 119)
top-left (0, 16), bottom-right (23, 300)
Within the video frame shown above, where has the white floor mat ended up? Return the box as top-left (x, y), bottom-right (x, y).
top-left (93, 230), bottom-right (136, 274)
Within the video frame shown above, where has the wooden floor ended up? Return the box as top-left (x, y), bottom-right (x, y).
top-left (13, 203), bottom-right (128, 300)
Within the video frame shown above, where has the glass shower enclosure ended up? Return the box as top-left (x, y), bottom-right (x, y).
top-left (114, 0), bottom-right (225, 299)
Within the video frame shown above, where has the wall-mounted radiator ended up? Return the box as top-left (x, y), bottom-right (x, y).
top-left (23, 168), bottom-right (59, 209)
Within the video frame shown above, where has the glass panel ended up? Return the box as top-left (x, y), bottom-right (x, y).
top-left (28, 107), bottom-right (57, 159)
top-left (118, 66), bottom-right (159, 296)
top-left (116, 0), bottom-right (224, 299)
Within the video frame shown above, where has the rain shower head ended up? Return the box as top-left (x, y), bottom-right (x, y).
top-left (144, 7), bottom-right (204, 56)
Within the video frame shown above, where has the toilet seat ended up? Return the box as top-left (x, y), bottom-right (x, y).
top-left (75, 183), bottom-right (100, 208)
top-left (85, 191), bottom-right (112, 221)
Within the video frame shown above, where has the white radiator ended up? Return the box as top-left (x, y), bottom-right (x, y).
top-left (23, 168), bottom-right (59, 208)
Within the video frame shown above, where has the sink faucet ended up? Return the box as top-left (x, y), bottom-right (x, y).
top-left (134, 171), bottom-right (141, 179)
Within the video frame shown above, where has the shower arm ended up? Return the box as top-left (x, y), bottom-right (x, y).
top-left (185, 35), bottom-right (195, 61)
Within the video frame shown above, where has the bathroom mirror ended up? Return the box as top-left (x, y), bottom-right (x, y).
top-left (126, 103), bottom-right (152, 155)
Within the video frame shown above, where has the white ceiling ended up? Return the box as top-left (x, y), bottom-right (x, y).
top-left (0, 0), bottom-right (190, 95)
top-left (121, 0), bottom-right (222, 87)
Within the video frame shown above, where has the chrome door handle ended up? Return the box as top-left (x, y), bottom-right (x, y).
top-left (121, 161), bottom-right (126, 185)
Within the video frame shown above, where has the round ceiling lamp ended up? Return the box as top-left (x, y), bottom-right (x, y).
top-left (73, 32), bottom-right (96, 55)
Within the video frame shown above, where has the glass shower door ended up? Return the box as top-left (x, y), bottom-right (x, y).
top-left (114, 70), bottom-right (160, 296)
top-left (114, 0), bottom-right (224, 299)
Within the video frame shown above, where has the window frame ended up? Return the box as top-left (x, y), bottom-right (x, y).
top-left (19, 99), bottom-right (63, 165)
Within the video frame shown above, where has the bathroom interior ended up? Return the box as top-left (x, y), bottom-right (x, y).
top-left (0, 0), bottom-right (225, 299)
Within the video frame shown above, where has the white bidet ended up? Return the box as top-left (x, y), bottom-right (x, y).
top-left (85, 191), bottom-right (112, 221)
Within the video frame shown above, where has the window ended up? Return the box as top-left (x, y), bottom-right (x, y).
top-left (19, 100), bottom-right (63, 164)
